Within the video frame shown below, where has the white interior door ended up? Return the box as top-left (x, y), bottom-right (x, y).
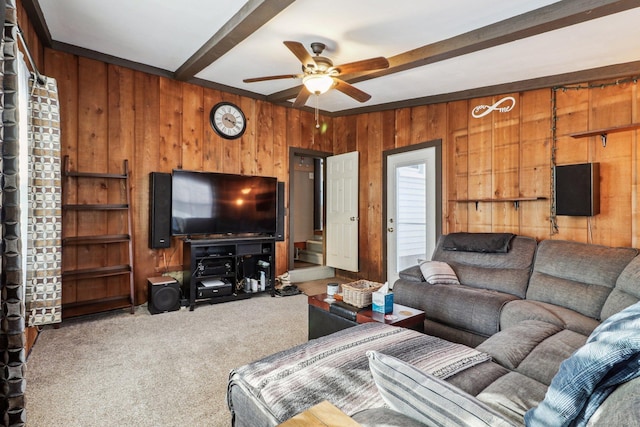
top-left (387, 148), bottom-right (437, 286)
top-left (326, 151), bottom-right (359, 272)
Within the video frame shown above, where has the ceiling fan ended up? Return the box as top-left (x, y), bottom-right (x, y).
top-left (243, 41), bottom-right (390, 107)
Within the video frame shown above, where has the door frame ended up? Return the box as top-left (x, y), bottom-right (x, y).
top-left (382, 139), bottom-right (443, 281)
top-left (288, 147), bottom-right (332, 271)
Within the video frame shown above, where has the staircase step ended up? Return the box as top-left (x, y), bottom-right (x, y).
top-left (289, 266), bottom-right (335, 283)
top-left (299, 249), bottom-right (323, 265)
top-left (306, 239), bottom-right (323, 253)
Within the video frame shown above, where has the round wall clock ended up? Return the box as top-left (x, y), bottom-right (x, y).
top-left (210, 102), bottom-right (246, 139)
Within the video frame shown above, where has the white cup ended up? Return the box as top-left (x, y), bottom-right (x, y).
top-left (327, 283), bottom-right (339, 296)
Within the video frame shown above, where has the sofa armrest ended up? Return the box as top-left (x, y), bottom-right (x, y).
top-left (397, 265), bottom-right (426, 283)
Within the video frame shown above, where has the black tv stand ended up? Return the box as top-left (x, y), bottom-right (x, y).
top-left (183, 236), bottom-right (275, 310)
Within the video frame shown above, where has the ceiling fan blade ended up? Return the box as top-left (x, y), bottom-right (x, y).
top-left (284, 41), bottom-right (314, 66)
top-left (333, 57), bottom-right (389, 75)
top-left (292, 87), bottom-right (312, 108)
top-left (243, 74), bottom-right (301, 83)
top-left (333, 78), bottom-right (371, 103)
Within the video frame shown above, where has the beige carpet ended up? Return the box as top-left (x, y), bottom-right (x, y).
top-left (294, 277), bottom-right (348, 296)
top-left (25, 293), bottom-right (308, 427)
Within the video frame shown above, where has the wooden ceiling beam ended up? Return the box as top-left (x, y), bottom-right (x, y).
top-left (174, 0), bottom-right (295, 81)
top-left (267, 0), bottom-right (640, 104)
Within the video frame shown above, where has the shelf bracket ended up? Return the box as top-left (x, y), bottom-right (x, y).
top-left (474, 201), bottom-right (479, 210)
top-left (599, 133), bottom-right (607, 147)
top-left (513, 200), bottom-right (520, 210)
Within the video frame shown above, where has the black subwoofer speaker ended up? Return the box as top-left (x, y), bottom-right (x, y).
top-left (554, 162), bottom-right (600, 216)
top-left (149, 172), bottom-right (172, 248)
top-left (148, 277), bottom-right (181, 314)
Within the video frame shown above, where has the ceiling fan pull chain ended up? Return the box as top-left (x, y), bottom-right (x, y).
top-left (315, 94), bottom-right (320, 128)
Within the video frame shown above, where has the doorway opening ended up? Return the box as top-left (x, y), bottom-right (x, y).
top-left (383, 140), bottom-right (442, 285)
top-left (288, 148), bottom-right (331, 273)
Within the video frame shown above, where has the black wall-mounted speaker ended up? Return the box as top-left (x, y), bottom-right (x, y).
top-left (148, 277), bottom-right (181, 314)
top-left (149, 172), bottom-right (172, 249)
top-left (554, 162), bottom-right (600, 216)
top-left (275, 181), bottom-right (285, 241)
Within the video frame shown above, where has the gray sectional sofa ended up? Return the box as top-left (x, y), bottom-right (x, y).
top-left (227, 233), bottom-right (640, 426)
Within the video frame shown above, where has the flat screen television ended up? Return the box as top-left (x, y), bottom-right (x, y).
top-left (171, 169), bottom-right (277, 237)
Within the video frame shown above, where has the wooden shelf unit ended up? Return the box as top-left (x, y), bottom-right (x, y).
top-left (62, 155), bottom-right (135, 318)
top-left (570, 123), bottom-right (640, 146)
top-left (452, 197), bottom-right (547, 210)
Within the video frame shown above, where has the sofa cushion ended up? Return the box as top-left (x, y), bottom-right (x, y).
top-left (351, 407), bottom-right (428, 427)
top-left (367, 351), bottom-right (516, 427)
top-left (432, 235), bottom-right (537, 298)
top-left (476, 372), bottom-right (546, 426)
top-left (525, 301), bottom-right (640, 427)
top-left (418, 260), bottom-right (460, 285)
top-left (417, 284), bottom-right (518, 337)
top-left (601, 254), bottom-right (640, 320)
top-left (500, 300), bottom-right (600, 336)
top-left (526, 239), bottom-right (637, 319)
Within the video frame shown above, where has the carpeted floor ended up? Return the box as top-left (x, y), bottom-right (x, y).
top-left (25, 292), bottom-right (309, 427)
top-left (294, 277), bottom-right (348, 296)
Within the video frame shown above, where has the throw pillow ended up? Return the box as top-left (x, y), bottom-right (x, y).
top-left (419, 260), bottom-right (460, 285)
top-left (367, 350), bottom-right (515, 427)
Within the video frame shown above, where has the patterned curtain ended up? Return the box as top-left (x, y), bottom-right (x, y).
top-left (1, 0), bottom-right (27, 424)
top-left (25, 75), bottom-right (61, 326)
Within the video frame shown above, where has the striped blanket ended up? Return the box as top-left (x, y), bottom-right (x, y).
top-left (228, 322), bottom-right (490, 422)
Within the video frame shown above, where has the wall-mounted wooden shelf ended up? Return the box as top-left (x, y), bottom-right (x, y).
top-left (452, 197), bottom-right (547, 210)
top-left (570, 123), bottom-right (640, 147)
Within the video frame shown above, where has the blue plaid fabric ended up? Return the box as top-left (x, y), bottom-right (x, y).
top-left (525, 301), bottom-right (640, 427)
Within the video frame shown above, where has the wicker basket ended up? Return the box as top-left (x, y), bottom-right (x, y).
top-left (341, 280), bottom-right (384, 308)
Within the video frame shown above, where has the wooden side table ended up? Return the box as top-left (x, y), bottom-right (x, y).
top-left (307, 293), bottom-right (425, 339)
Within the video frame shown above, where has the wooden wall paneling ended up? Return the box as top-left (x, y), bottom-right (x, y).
top-left (202, 88), bottom-right (223, 172)
top-left (316, 113), bottom-right (334, 153)
top-left (133, 71), bottom-right (161, 303)
top-left (365, 112), bottom-right (384, 282)
top-left (107, 64), bottom-right (135, 298)
top-left (491, 94), bottom-right (520, 232)
top-left (76, 57), bottom-right (109, 302)
top-left (356, 114), bottom-right (370, 280)
top-left (239, 96), bottom-right (256, 175)
top-left (180, 83), bottom-right (204, 171)
top-left (394, 108), bottom-right (411, 148)
top-left (255, 100), bottom-right (274, 177)
top-left (554, 85), bottom-right (590, 242)
top-left (332, 115), bottom-right (357, 154)
top-left (159, 77), bottom-right (183, 171)
top-left (218, 93), bottom-right (242, 173)
top-left (272, 105), bottom-right (288, 275)
top-left (425, 104), bottom-right (447, 142)
top-left (589, 83), bottom-right (634, 247)
top-left (409, 105), bottom-right (429, 146)
top-left (519, 89), bottom-right (552, 240)
top-left (445, 100), bottom-right (469, 234)
top-left (467, 97), bottom-right (493, 231)
top-left (46, 49), bottom-right (79, 305)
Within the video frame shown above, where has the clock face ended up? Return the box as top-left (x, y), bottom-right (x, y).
top-left (210, 102), bottom-right (246, 139)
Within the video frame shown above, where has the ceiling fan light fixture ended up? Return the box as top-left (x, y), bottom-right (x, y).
top-left (302, 73), bottom-right (334, 95)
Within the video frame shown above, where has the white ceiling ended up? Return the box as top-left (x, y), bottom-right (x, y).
top-left (33, 0), bottom-right (640, 114)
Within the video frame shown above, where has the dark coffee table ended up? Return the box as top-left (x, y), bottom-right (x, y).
top-left (307, 293), bottom-right (425, 339)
